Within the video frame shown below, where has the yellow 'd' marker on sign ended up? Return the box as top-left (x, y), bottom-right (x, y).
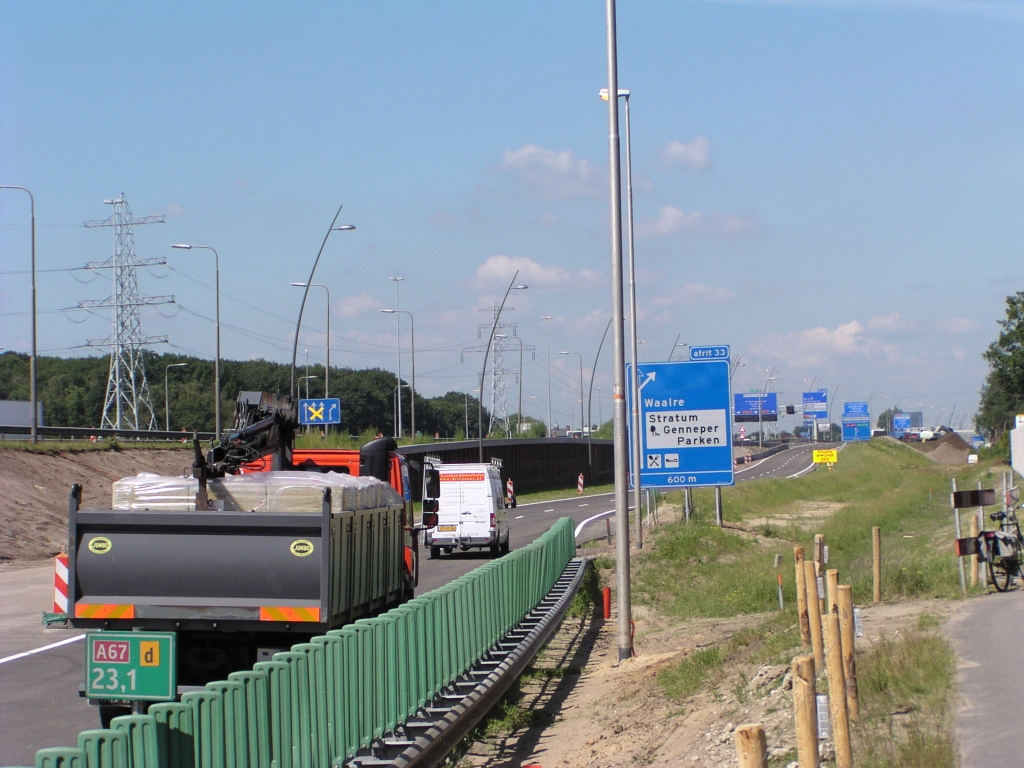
top-left (812, 449), bottom-right (838, 464)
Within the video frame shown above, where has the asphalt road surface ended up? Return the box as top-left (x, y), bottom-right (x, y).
top-left (0, 443), bottom-right (828, 763)
top-left (948, 588), bottom-right (1024, 768)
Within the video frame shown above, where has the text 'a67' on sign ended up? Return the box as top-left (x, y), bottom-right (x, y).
top-left (627, 356), bottom-right (734, 489)
top-left (85, 631), bottom-right (176, 701)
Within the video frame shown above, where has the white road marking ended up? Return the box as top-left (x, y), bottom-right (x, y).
top-left (515, 515), bottom-right (524, 519)
top-left (514, 492), bottom-right (615, 509)
top-left (574, 509), bottom-right (617, 538)
top-left (787, 463), bottom-right (817, 479)
top-left (545, 509), bottom-right (554, 513)
top-left (579, 503), bottom-right (589, 507)
top-left (0, 634), bottom-right (85, 665)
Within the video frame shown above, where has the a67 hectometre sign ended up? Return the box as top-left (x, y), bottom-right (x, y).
top-left (85, 631), bottom-right (176, 701)
top-left (627, 351), bottom-right (734, 489)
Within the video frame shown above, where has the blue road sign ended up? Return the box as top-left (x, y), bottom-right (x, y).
top-left (843, 401), bottom-right (869, 418)
top-left (628, 358), bottom-right (734, 488)
top-left (842, 401), bottom-right (870, 442)
top-left (802, 390), bottom-right (827, 419)
top-left (299, 398), bottom-right (341, 425)
top-left (892, 414), bottom-right (911, 438)
top-left (689, 344), bottom-right (730, 361)
top-left (734, 392), bottom-right (778, 422)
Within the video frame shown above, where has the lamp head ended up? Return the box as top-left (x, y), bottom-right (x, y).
top-left (290, 282), bottom-right (308, 287)
top-left (598, 88), bottom-right (630, 100)
top-left (170, 244), bottom-right (193, 250)
top-left (333, 225), bottom-right (356, 231)
top-left (379, 309), bottom-right (396, 314)
top-left (514, 285), bottom-right (528, 290)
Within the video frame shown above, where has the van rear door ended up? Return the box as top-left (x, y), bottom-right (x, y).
top-left (457, 473), bottom-right (490, 540)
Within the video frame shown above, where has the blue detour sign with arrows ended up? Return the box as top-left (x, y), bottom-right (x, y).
top-left (299, 398), bottom-right (341, 425)
top-left (627, 357), bottom-right (734, 488)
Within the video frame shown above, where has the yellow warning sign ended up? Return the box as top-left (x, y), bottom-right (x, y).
top-left (812, 450), bottom-right (838, 464)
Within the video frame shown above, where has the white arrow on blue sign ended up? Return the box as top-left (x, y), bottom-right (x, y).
top-left (627, 355), bottom-right (734, 489)
top-left (299, 398), bottom-right (342, 425)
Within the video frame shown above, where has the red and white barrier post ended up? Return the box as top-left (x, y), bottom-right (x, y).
top-left (506, 478), bottom-right (514, 505)
top-left (53, 551), bottom-right (69, 615)
top-left (577, 473), bottom-right (584, 495)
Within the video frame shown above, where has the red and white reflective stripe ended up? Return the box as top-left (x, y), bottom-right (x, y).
top-left (53, 554), bottom-right (69, 614)
top-left (506, 478), bottom-right (514, 499)
top-left (577, 473), bottom-right (584, 495)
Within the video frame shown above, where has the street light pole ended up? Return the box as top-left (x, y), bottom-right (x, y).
top-left (559, 351), bottom-right (585, 438)
top-left (164, 363), bottom-right (187, 432)
top-left (291, 283), bottom-right (330, 398)
top-left (286, 205), bottom-right (354, 400)
top-left (586, 318), bottom-right (613, 481)
top-left (478, 273), bottom-right (528, 461)
top-left (600, 86), bottom-right (642, 551)
top-left (1, 186), bottom-right (37, 443)
top-left (381, 309), bottom-right (415, 439)
top-left (759, 366), bottom-right (777, 451)
top-left (603, 0), bottom-right (633, 661)
top-left (171, 243), bottom-right (222, 439)
top-left (390, 277), bottom-right (405, 437)
top-left (541, 315), bottom-right (553, 437)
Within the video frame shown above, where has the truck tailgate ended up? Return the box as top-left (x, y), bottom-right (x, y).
top-left (70, 509), bottom-right (326, 629)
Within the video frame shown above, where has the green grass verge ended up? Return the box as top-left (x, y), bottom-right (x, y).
top-left (852, 625), bottom-right (958, 768)
top-left (638, 440), bottom-right (997, 621)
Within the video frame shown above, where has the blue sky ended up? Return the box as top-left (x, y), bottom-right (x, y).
top-left (1, 1), bottom-right (1022, 432)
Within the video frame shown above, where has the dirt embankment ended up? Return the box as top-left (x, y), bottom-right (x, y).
top-left (0, 447), bottom-right (192, 567)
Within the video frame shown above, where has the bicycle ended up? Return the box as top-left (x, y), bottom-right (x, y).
top-left (983, 509), bottom-right (1024, 592)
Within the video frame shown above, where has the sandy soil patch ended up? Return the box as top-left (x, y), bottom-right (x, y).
top-left (743, 501), bottom-right (846, 533)
top-left (0, 448), bottom-right (192, 567)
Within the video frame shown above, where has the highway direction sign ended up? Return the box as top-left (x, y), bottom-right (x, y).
top-left (85, 631), bottom-right (176, 701)
top-left (689, 345), bottom-right (730, 361)
top-left (842, 401), bottom-right (871, 442)
top-left (628, 358), bottom-right (734, 488)
top-left (299, 398), bottom-right (342, 425)
top-left (802, 390), bottom-right (827, 419)
top-left (733, 392), bottom-right (778, 422)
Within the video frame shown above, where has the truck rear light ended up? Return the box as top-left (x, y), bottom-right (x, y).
top-left (490, 513), bottom-right (496, 529)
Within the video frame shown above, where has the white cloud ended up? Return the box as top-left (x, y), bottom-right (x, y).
top-left (650, 283), bottom-right (736, 307)
top-left (495, 144), bottom-right (600, 199)
top-left (333, 293), bottom-right (378, 318)
top-left (475, 255), bottom-right (602, 290)
top-left (660, 137), bottom-right (713, 171)
top-left (697, 0), bottom-right (1024, 21)
top-left (163, 202), bottom-right (185, 218)
top-left (867, 312), bottom-right (919, 333)
top-left (755, 320), bottom-right (898, 367)
top-left (934, 316), bottom-right (982, 334)
top-left (638, 205), bottom-right (760, 237)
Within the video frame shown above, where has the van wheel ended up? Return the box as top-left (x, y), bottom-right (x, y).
top-left (501, 538), bottom-right (511, 555)
top-left (490, 541), bottom-right (500, 557)
top-left (429, 546), bottom-right (440, 560)
top-left (443, 547), bottom-right (453, 555)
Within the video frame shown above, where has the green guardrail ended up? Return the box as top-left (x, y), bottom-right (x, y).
top-left (14, 517), bottom-right (576, 768)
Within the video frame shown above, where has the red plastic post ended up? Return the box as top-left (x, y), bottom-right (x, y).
top-left (602, 586), bottom-right (612, 619)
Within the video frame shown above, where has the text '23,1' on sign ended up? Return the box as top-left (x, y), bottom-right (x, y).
top-left (627, 350), bottom-right (734, 489)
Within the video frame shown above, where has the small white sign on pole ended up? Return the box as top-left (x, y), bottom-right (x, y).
top-left (816, 694), bottom-right (831, 739)
top-left (853, 607), bottom-right (864, 638)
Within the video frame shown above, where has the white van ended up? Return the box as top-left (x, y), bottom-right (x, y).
top-left (423, 463), bottom-right (510, 558)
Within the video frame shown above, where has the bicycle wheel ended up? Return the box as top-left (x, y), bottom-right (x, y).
top-left (989, 556), bottom-right (1014, 592)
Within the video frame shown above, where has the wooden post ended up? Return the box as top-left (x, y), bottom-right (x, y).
top-left (826, 568), bottom-right (839, 615)
top-left (836, 584), bottom-right (859, 720)
top-left (872, 526), bottom-right (881, 603)
top-left (952, 477), bottom-right (967, 595)
top-left (792, 655), bottom-right (819, 768)
top-left (813, 533), bottom-right (824, 563)
top-left (823, 613), bottom-right (853, 768)
top-left (795, 546), bottom-right (811, 646)
top-left (969, 514), bottom-right (979, 588)
top-left (804, 560), bottom-right (824, 672)
top-left (813, 534), bottom-right (826, 613)
top-left (734, 723), bottom-right (768, 768)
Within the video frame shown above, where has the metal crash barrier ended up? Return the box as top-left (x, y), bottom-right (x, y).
top-left (12, 518), bottom-right (577, 768)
